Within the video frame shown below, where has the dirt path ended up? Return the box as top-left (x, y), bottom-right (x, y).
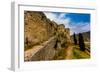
top-left (65, 46), bottom-right (73, 59)
top-left (24, 36), bottom-right (56, 61)
top-left (24, 46), bottom-right (43, 61)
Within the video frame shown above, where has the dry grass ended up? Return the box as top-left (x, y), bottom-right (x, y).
top-left (72, 46), bottom-right (90, 59)
top-left (53, 48), bottom-right (66, 60)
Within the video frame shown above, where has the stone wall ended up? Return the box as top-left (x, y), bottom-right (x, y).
top-left (24, 11), bottom-right (72, 61)
top-left (24, 36), bottom-right (57, 61)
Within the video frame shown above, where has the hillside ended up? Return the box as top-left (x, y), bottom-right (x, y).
top-left (82, 31), bottom-right (90, 42)
top-left (24, 11), bottom-right (57, 50)
top-left (24, 11), bottom-right (90, 61)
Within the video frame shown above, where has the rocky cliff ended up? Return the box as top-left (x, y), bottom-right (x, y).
top-left (24, 11), bottom-right (58, 50)
top-left (24, 11), bottom-right (71, 50)
top-left (24, 11), bottom-right (72, 61)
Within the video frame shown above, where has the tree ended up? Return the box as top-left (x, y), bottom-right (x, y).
top-left (78, 33), bottom-right (85, 51)
top-left (73, 33), bottom-right (77, 45)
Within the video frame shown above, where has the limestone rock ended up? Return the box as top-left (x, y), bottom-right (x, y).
top-left (24, 11), bottom-right (72, 51)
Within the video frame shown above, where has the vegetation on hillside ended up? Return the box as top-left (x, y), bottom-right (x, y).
top-left (24, 11), bottom-right (90, 61)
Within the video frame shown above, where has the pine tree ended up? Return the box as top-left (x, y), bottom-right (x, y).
top-left (78, 33), bottom-right (85, 51)
top-left (73, 33), bottom-right (77, 45)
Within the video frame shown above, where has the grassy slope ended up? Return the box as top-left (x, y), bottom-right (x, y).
top-left (53, 48), bottom-right (66, 60)
top-left (72, 45), bottom-right (90, 59)
top-left (53, 45), bottom-right (90, 60)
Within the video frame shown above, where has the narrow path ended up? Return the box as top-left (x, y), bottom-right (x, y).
top-left (24, 36), bottom-right (56, 61)
top-left (65, 46), bottom-right (73, 59)
top-left (24, 46), bottom-right (43, 61)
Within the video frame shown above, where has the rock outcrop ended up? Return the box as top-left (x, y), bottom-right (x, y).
top-left (24, 11), bottom-right (72, 61)
top-left (24, 11), bottom-right (58, 50)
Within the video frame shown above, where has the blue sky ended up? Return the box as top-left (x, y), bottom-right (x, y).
top-left (44, 12), bottom-right (90, 35)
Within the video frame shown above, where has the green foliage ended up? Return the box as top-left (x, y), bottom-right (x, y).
top-left (72, 46), bottom-right (90, 59)
top-left (53, 48), bottom-right (66, 60)
top-left (79, 33), bottom-right (85, 51)
top-left (73, 33), bottom-right (77, 45)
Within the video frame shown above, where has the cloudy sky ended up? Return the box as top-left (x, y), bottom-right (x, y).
top-left (44, 12), bottom-right (90, 35)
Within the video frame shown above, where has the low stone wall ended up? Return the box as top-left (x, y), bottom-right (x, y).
top-left (24, 36), bottom-right (57, 61)
top-left (30, 36), bottom-right (57, 61)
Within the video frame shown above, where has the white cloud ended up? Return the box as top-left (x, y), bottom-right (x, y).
top-left (58, 13), bottom-right (66, 19)
top-left (44, 12), bottom-right (57, 21)
top-left (44, 12), bottom-right (90, 35)
top-left (44, 12), bottom-right (70, 28)
top-left (69, 22), bottom-right (90, 35)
